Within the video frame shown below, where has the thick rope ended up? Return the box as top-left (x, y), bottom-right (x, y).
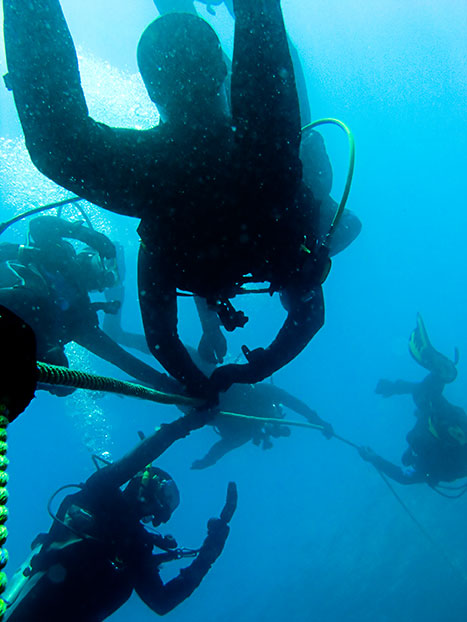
top-left (0, 413), bottom-right (9, 621)
top-left (37, 362), bottom-right (199, 408)
top-left (36, 363), bottom-right (329, 431)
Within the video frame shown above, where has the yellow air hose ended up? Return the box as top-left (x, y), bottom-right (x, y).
top-left (301, 118), bottom-right (356, 247)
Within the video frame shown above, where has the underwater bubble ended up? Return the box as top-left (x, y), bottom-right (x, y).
top-left (65, 343), bottom-right (115, 460)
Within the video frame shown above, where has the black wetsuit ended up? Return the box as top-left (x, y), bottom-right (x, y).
top-left (4, 0), bottom-right (325, 396)
top-left (4, 414), bottom-right (228, 621)
top-left (0, 218), bottom-right (178, 394)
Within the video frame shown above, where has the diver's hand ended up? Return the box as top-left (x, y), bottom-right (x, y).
top-left (209, 346), bottom-right (270, 392)
top-left (89, 231), bottom-right (117, 259)
top-left (358, 446), bottom-right (378, 463)
top-left (321, 421), bottom-right (334, 440)
top-left (199, 482), bottom-right (237, 564)
top-left (70, 221), bottom-right (116, 259)
top-left (375, 379), bottom-right (398, 398)
top-left (198, 328), bottom-right (227, 365)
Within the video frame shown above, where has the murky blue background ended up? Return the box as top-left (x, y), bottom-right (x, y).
top-left (1, 1), bottom-right (467, 620)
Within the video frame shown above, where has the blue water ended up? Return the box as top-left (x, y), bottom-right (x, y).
top-left (1, 1), bottom-right (467, 620)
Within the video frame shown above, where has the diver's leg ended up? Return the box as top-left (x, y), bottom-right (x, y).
top-left (192, 438), bottom-right (246, 469)
top-left (231, 0), bottom-right (301, 194)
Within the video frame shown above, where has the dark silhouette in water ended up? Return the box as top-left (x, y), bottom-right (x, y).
top-left (4, 0), bottom-right (330, 402)
top-left (4, 411), bottom-right (237, 621)
top-left (192, 381), bottom-right (334, 469)
top-left (360, 316), bottom-right (467, 486)
top-left (0, 216), bottom-right (178, 395)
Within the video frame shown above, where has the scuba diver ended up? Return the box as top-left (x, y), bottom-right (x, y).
top-left (149, 0), bottom-right (361, 365)
top-left (0, 215), bottom-right (179, 395)
top-left (4, 0), bottom-right (335, 402)
top-left (359, 314), bottom-right (467, 487)
top-left (3, 408), bottom-right (237, 620)
top-left (191, 380), bottom-right (334, 469)
top-left (151, 0), bottom-right (361, 258)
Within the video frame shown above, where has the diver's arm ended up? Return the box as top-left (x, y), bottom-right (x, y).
top-left (375, 379), bottom-right (420, 398)
top-left (3, 0), bottom-right (162, 216)
top-left (231, 0), bottom-right (301, 184)
top-left (265, 385), bottom-right (327, 425)
top-left (135, 487), bottom-right (235, 615)
top-left (359, 447), bottom-right (426, 485)
top-left (74, 324), bottom-right (180, 394)
top-left (136, 528), bottom-right (228, 614)
top-left (194, 296), bottom-right (227, 365)
top-left (88, 412), bottom-right (208, 490)
top-left (210, 287), bottom-right (324, 391)
top-left (143, 287), bottom-right (212, 398)
top-left (138, 253), bottom-right (213, 400)
top-left (29, 217), bottom-right (116, 259)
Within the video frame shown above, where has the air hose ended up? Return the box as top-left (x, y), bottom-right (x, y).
top-left (301, 118), bottom-right (356, 247)
top-left (0, 412), bottom-right (10, 621)
top-left (0, 196), bottom-right (84, 237)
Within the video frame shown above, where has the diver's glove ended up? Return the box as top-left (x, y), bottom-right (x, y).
top-left (320, 421), bottom-right (334, 440)
top-left (198, 328), bottom-right (227, 365)
top-left (303, 410), bottom-right (334, 439)
top-left (197, 482), bottom-right (237, 566)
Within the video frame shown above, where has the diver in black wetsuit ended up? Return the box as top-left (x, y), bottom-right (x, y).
top-left (192, 381), bottom-right (333, 468)
top-left (3, 410), bottom-right (237, 621)
top-left (359, 314), bottom-right (467, 486)
top-left (4, 0), bottom-right (329, 401)
top-left (0, 216), bottom-right (179, 395)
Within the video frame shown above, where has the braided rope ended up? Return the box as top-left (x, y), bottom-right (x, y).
top-left (0, 413), bottom-right (9, 621)
top-left (37, 362), bottom-right (198, 407)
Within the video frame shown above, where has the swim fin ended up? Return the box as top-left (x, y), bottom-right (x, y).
top-left (408, 313), bottom-right (458, 383)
